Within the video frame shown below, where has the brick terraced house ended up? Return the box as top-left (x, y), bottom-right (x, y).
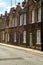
top-left (0, 0), bottom-right (42, 50)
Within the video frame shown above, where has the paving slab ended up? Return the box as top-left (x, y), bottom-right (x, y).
top-left (0, 43), bottom-right (43, 65)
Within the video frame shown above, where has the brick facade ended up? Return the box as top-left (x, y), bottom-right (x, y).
top-left (0, 0), bottom-right (42, 50)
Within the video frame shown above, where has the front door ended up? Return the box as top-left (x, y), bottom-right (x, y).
top-left (30, 33), bottom-right (32, 48)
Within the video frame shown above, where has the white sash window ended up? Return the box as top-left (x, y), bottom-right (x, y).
top-left (24, 14), bottom-right (26, 25)
top-left (15, 18), bottom-right (17, 27)
top-left (6, 34), bottom-right (7, 42)
top-left (2, 31), bottom-right (4, 40)
top-left (26, 0), bottom-right (28, 2)
top-left (12, 19), bottom-right (14, 27)
top-left (37, 30), bottom-right (41, 44)
top-left (38, 7), bottom-right (41, 22)
top-left (20, 14), bottom-right (23, 26)
top-left (7, 33), bottom-right (9, 41)
top-left (32, 10), bottom-right (34, 23)
top-left (23, 31), bottom-right (26, 43)
top-left (14, 33), bottom-right (16, 42)
top-left (6, 33), bottom-right (9, 41)
top-left (9, 16), bottom-right (12, 27)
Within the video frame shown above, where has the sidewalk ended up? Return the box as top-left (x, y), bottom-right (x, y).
top-left (0, 43), bottom-right (43, 55)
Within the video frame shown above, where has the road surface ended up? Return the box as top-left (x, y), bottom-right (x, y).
top-left (0, 44), bottom-right (43, 65)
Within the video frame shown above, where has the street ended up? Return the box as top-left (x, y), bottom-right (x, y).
top-left (0, 43), bottom-right (43, 65)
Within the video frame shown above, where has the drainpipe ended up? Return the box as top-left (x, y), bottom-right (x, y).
top-left (41, 0), bottom-right (43, 51)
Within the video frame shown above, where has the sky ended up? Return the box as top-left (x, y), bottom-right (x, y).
top-left (0, 0), bottom-right (24, 15)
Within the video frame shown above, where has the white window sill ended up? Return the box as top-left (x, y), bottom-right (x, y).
top-left (37, 21), bottom-right (41, 22)
top-left (23, 41), bottom-right (26, 43)
top-left (14, 40), bottom-right (16, 42)
top-left (36, 43), bottom-right (41, 44)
